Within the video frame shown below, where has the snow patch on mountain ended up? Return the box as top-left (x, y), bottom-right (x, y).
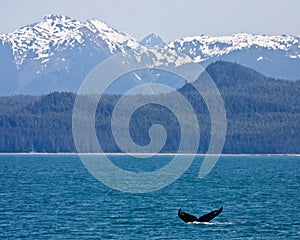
top-left (169, 33), bottom-right (300, 62)
top-left (85, 19), bottom-right (139, 52)
top-left (257, 56), bottom-right (263, 62)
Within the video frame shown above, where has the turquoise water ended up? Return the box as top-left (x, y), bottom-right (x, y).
top-left (0, 155), bottom-right (299, 239)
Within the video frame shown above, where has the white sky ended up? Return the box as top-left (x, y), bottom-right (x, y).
top-left (0, 0), bottom-right (299, 42)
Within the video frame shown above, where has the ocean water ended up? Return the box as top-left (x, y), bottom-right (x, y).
top-left (0, 154), bottom-right (299, 239)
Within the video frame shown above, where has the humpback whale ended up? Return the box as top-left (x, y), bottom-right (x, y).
top-left (178, 207), bottom-right (223, 223)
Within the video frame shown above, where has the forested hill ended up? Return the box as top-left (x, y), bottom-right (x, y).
top-left (0, 61), bottom-right (299, 153)
top-left (203, 61), bottom-right (300, 153)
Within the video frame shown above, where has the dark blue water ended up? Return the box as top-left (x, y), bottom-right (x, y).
top-left (0, 154), bottom-right (299, 239)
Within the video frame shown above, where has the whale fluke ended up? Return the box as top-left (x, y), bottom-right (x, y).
top-left (178, 208), bottom-right (198, 223)
top-left (178, 207), bottom-right (223, 223)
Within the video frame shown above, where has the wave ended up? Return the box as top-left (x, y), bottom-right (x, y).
top-left (189, 221), bottom-right (233, 225)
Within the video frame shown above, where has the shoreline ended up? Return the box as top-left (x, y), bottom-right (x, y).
top-left (0, 152), bottom-right (299, 157)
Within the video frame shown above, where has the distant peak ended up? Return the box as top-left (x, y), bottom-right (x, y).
top-left (140, 33), bottom-right (165, 48)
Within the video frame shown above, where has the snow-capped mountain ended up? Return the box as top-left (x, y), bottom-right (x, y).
top-left (169, 33), bottom-right (300, 61)
top-left (169, 33), bottom-right (300, 80)
top-left (0, 15), bottom-right (192, 95)
top-left (0, 15), bottom-right (140, 95)
top-left (0, 15), bottom-right (299, 95)
top-left (1, 14), bottom-right (139, 67)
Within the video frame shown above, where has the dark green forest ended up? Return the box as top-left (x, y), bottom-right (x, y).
top-left (0, 61), bottom-right (299, 153)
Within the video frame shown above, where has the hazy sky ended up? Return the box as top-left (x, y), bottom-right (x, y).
top-left (0, 0), bottom-right (299, 42)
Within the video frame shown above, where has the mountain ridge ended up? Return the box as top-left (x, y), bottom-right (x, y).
top-left (0, 14), bottom-right (300, 96)
top-left (0, 14), bottom-right (139, 67)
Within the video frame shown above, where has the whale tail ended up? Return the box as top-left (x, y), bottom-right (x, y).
top-left (178, 208), bottom-right (198, 223)
top-left (178, 207), bottom-right (223, 223)
top-left (197, 207), bottom-right (223, 222)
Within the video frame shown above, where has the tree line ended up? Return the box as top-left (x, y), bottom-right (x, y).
top-left (0, 61), bottom-right (299, 153)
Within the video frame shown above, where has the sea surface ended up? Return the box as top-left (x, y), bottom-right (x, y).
top-left (0, 154), bottom-right (299, 239)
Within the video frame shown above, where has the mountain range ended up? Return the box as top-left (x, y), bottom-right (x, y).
top-left (0, 14), bottom-right (299, 95)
